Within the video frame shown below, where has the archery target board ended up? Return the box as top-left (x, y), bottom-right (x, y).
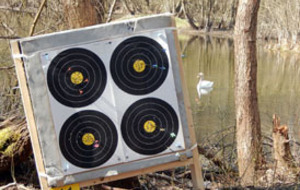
top-left (39, 29), bottom-right (186, 175)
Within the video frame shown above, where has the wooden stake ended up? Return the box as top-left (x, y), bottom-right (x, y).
top-left (171, 17), bottom-right (205, 190)
top-left (10, 41), bottom-right (50, 190)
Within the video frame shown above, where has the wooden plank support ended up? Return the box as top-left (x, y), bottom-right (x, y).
top-left (79, 158), bottom-right (193, 187)
top-left (171, 17), bottom-right (205, 190)
top-left (10, 41), bottom-right (50, 190)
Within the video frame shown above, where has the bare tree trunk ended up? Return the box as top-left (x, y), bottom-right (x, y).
top-left (63, 0), bottom-right (98, 29)
top-left (229, 0), bottom-right (238, 29)
top-left (234, 0), bottom-right (264, 186)
top-left (182, 0), bottom-right (200, 30)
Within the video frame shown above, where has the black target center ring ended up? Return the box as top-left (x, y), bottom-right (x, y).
top-left (59, 110), bottom-right (118, 168)
top-left (121, 98), bottom-right (179, 155)
top-left (110, 36), bottom-right (169, 95)
top-left (47, 48), bottom-right (107, 107)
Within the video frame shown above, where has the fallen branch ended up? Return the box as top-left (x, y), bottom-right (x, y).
top-left (0, 182), bottom-right (16, 190)
top-left (0, 182), bottom-right (32, 190)
top-left (1, 22), bottom-right (16, 35)
top-left (197, 145), bottom-right (233, 172)
top-left (176, 170), bottom-right (191, 178)
top-left (0, 4), bottom-right (22, 12)
top-left (147, 173), bottom-right (182, 184)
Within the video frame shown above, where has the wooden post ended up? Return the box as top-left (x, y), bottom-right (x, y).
top-left (171, 17), bottom-right (205, 190)
top-left (10, 41), bottom-right (50, 190)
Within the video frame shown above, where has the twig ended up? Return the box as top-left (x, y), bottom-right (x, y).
top-left (0, 36), bottom-right (20, 39)
top-left (28, 0), bottom-right (47, 36)
top-left (197, 145), bottom-right (234, 172)
top-left (0, 4), bottom-right (22, 12)
top-left (263, 135), bottom-right (273, 142)
top-left (101, 184), bottom-right (129, 190)
top-left (106, 0), bottom-right (117, 23)
top-left (17, 184), bottom-right (32, 190)
top-left (147, 173), bottom-right (182, 184)
top-left (0, 183), bottom-right (31, 190)
top-left (0, 65), bottom-right (14, 70)
top-left (176, 170), bottom-right (191, 178)
top-left (0, 182), bottom-right (16, 190)
top-left (0, 115), bottom-right (18, 129)
top-left (1, 22), bottom-right (15, 35)
top-left (121, 0), bottom-right (135, 15)
top-left (264, 135), bottom-right (300, 146)
top-left (263, 142), bottom-right (273, 147)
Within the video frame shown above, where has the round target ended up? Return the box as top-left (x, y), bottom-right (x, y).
top-left (110, 36), bottom-right (169, 95)
top-left (121, 98), bottom-right (179, 155)
top-left (47, 48), bottom-right (107, 107)
top-left (59, 110), bottom-right (118, 168)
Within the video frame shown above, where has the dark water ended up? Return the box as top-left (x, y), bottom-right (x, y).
top-left (179, 35), bottom-right (300, 143)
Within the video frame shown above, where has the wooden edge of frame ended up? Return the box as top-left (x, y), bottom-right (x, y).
top-left (170, 16), bottom-right (204, 190)
top-left (10, 41), bottom-right (50, 190)
top-left (79, 158), bottom-right (193, 188)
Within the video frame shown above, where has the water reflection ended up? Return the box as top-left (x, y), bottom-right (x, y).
top-left (180, 35), bottom-right (300, 142)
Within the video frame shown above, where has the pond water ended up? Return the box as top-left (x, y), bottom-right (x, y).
top-left (179, 35), bottom-right (300, 143)
top-left (0, 34), bottom-right (299, 143)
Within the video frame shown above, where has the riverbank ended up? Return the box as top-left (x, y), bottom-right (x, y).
top-left (175, 18), bottom-right (300, 54)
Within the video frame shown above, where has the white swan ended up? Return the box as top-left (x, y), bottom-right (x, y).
top-left (197, 72), bottom-right (214, 98)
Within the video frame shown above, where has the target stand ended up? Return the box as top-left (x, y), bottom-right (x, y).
top-left (10, 14), bottom-right (204, 190)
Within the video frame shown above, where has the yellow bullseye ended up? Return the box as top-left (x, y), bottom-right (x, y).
top-left (133, 59), bottom-right (146, 73)
top-left (82, 133), bottom-right (95, 146)
top-left (143, 120), bottom-right (156, 133)
top-left (70, 71), bottom-right (84, 85)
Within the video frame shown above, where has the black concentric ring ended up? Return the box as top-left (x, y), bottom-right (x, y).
top-left (121, 98), bottom-right (179, 155)
top-left (59, 110), bottom-right (118, 168)
top-left (47, 48), bottom-right (107, 107)
top-left (110, 36), bottom-right (169, 95)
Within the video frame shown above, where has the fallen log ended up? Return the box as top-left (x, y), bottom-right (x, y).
top-left (197, 145), bottom-right (233, 172)
top-left (0, 117), bottom-right (32, 172)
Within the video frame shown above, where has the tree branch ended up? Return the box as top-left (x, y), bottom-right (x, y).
top-left (147, 173), bottom-right (182, 184)
top-left (28, 0), bottom-right (47, 36)
top-left (106, 0), bottom-right (117, 23)
top-left (0, 65), bottom-right (15, 70)
top-left (0, 36), bottom-right (19, 39)
top-left (197, 145), bottom-right (233, 172)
